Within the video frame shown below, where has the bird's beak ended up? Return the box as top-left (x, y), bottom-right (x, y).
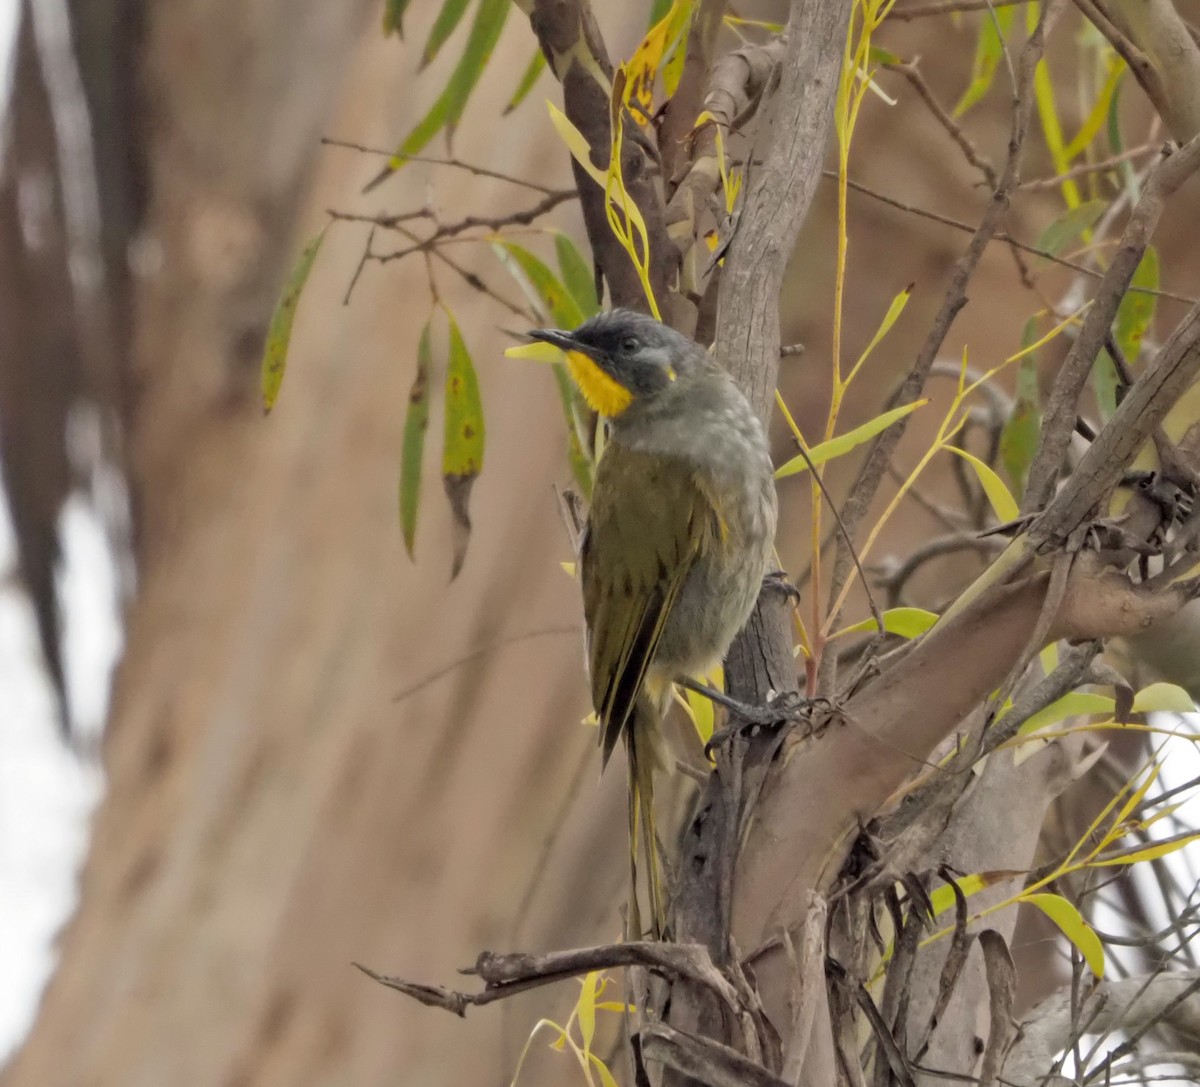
top-left (527, 328), bottom-right (584, 354)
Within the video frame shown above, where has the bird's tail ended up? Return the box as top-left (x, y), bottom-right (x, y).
top-left (626, 697), bottom-right (666, 939)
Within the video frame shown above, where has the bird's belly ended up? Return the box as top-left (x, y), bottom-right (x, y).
top-left (652, 553), bottom-right (764, 679)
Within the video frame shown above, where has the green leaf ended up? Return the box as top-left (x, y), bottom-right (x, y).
top-left (1015, 692), bottom-right (1116, 736)
top-left (944, 445), bottom-right (1020, 521)
top-left (503, 49), bottom-right (546, 114)
top-left (493, 241), bottom-right (584, 327)
top-left (834, 607), bottom-right (939, 640)
top-left (421, 0), bottom-right (472, 69)
top-left (261, 228), bottom-right (326, 413)
top-left (1035, 199), bottom-right (1105, 257)
top-left (648, 0), bottom-right (672, 24)
top-left (367, 0), bottom-right (509, 188)
top-left (1131, 681), bottom-right (1195, 714)
top-left (1000, 324), bottom-right (1042, 497)
top-left (775, 399), bottom-right (927, 478)
top-left (1063, 59), bottom-right (1123, 160)
top-left (442, 308), bottom-right (485, 579)
top-left (1022, 894), bottom-right (1104, 977)
top-left (1115, 246), bottom-right (1158, 365)
top-left (555, 232), bottom-right (599, 318)
top-left (953, 7), bottom-right (1014, 117)
top-left (399, 320), bottom-right (433, 560)
top-left (382, 0), bottom-right (413, 37)
top-left (1093, 348), bottom-right (1121, 421)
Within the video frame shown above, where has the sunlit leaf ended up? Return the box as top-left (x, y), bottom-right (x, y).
top-left (261, 227), bottom-right (326, 413)
top-left (1015, 692), bottom-right (1115, 736)
top-left (1035, 200), bottom-right (1105, 257)
top-left (944, 446), bottom-right (1020, 521)
top-left (845, 284), bottom-right (913, 385)
top-left (400, 319), bottom-right (433, 558)
top-left (442, 308), bottom-right (485, 579)
top-left (366, 0), bottom-right (508, 189)
top-left (1033, 58), bottom-right (1080, 207)
top-left (578, 972), bottom-right (598, 1055)
top-left (503, 49), bottom-right (546, 114)
top-left (588, 1053), bottom-right (621, 1087)
top-left (1131, 681), bottom-right (1195, 714)
top-left (775, 399), bottom-right (927, 478)
top-left (624, 0), bottom-right (693, 123)
top-left (555, 232), bottom-right (600, 318)
top-left (505, 341), bottom-right (564, 363)
top-left (382, 0), bottom-right (413, 37)
top-left (1093, 831), bottom-right (1200, 867)
top-left (928, 871), bottom-right (1013, 917)
top-left (547, 100), bottom-right (607, 186)
top-left (1021, 893), bottom-right (1104, 977)
top-left (833, 607), bottom-right (939, 640)
top-left (421, 0), bottom-right (472, 69)
top-left (953, 7), bottom-right (1015, 117)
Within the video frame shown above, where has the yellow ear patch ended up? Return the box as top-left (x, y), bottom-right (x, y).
top-left (566, 349), bottom-right (633, 417)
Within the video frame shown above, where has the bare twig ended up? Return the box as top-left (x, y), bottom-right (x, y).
top-left (1018, 143), bottom-right (1160, 190)
top-left (1023, 133), bottom-right (1200, 512)
top-left (321, 136), bottom-right (563, 194)
top-left (889, 0), bottom-right (1029, 19)
top-left (829, 172), bottom-right (1195, 303)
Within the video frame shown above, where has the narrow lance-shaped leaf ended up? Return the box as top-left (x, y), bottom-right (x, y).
top-left (494, 241), bottom-right (584, 327)
top-left (776, 399), bottom-right (927, 478)
top-left (503, 49), bottom-right (546, 115)
top-left (420, 0), bottom-right (472, 70)
top-left (442, 309), bottom-right (485, 579)
top-left (1035, 199), bottom-right (1105, 257)
top-left (400, 319), bottom-right (434, 559)
top-left (1000, 317), bottom-right (1042, 496)
top-left (261, 227), bottom-right (327, 414)
top-left (832, 607), bottom-right (940, 641)
top-left (555, 232), bottom-right (599, 318)
top-left (953, 6), bottom-right (1015, 117)
top-left (1096, 247), bottom-right (1157, 418)
top-left (944, 445), bottom-right (1020, 522)
top-left (1020, 893), bottom-right (1105, 978)
top-left (382, 0), bottom-right (413, 37)
top-left (365, 0), bottom-right (508, 191)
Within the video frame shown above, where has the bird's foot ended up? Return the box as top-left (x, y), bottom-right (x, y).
top-left (691, 688), bottom-right (813, 758)
top-left (762, 568), bottom-right (801, 602)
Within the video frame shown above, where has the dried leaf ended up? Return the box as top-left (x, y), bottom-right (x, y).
top-left (400, 320), bottom-right (433, 559)
top-left (977, 929), bottom-right (1017, 1086)
top-left (261, 228), bottom-right (326, 414)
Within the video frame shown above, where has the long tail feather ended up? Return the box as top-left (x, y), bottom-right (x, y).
top-left (626, 702), bottom-right (666, 938)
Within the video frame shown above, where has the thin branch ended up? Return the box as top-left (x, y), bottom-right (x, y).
top-left (371, 189), bottom-right (579, 264)
top-left (1019, 143), bottom-right (1161, 190)
top-left (889, 0), bottom-right (1029, 18)
top-left (828, 172), bottom-right (1195, 303)
top-left (321, 136), bottom-right (563, 194)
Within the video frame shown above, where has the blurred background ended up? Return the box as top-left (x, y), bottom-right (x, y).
top-left (1, 0), bottom-right (1199, 1083)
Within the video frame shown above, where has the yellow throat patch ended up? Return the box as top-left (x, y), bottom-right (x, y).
top-left (566, 350), bottom-right (632, 418)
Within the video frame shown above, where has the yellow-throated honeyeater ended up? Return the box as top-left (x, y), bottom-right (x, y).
top-left (529, 309), bottom-right (778, 935)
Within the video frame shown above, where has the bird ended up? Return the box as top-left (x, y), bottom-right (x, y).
top-left (527, 309), bottom-right (778, 935)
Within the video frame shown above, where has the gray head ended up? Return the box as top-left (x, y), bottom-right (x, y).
top-left (527, 309), bottom-right (704, 418)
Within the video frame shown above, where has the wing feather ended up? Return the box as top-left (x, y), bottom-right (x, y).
top-left (581, 444), bottom-right (721, 766)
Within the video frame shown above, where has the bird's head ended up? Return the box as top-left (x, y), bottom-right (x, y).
top-left (527, 309), bottom-right (699, 419)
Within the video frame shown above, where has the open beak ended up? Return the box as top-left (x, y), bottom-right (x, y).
top-left (527, 328), bottom-right (583, 354)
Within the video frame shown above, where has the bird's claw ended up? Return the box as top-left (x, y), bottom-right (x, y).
top-left (703, 690), bottom-right (810, 758)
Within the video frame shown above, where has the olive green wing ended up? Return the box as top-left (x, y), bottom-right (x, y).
top-left (581, 444), bottom-right (722, 768)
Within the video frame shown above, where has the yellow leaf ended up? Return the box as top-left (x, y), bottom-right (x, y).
top-left (943, 446), bottom-right (1020, 521)
top-left (1131, 682), bottom-right (1195, 714)
top-left (776, 400), bottom-right (927, 478)
top-left (547, 101), bottom-right (607, 186)
top-left (505, 341), bottom-right (564, 363)
top-left (577, 972), bottom-right (598, 1055)
top-left (1092, 831), bottom-right (1200, 868)
top-left (1021, 893), bottom-right (1104, 977)
top-left (845, 285), bottom-right (912, 386)
top-left (831, 607), bottom-right (939, 640)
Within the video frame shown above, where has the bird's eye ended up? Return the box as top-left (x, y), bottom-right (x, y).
top-left (621, 336), bottom-right (639, 353)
